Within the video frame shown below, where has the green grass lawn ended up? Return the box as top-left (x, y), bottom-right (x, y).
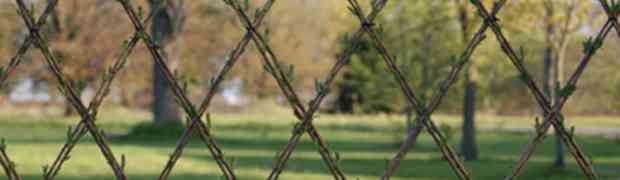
top-left (0, 107), bottom-right (619, 180)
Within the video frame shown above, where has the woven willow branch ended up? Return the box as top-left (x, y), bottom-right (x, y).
top-left (0, 0), bottom-right (58, 88)
top-left (43, 5), bottom-right (166, 180)
top-left (380, 1), bottom-right (509, 179)
top-left (223, 0), bottom-right (347, 179)
top-left (0, 139), bottom-right (20, 180)
top-left (0, 0), bottom-right (614, 180)
top-left (14, 0), bottom-right (127, 179)
top-left (0, 2), bottom-right (61, 180)
top-left (231, 0), bottom-right (392, 179)
top-left (117, 0), bottom-right (240, 179)
top-left (346, 0), bottom-right (472, 179)
top-left (468, 0), bottom-right (607, 179)
top-left (154, 0), bottom-right (276, 179)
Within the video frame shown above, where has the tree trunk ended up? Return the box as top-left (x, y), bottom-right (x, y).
top-left (335, 73), bottom-right (355, 113)
top-left (543, 1), bottom-right (565, 167)
top-left (544, 44), bottom-right (565, 167)
top-left (553, 60), bottom-right (565, 168)
top-left (150, 0), bottom-right (181, 124)
top-left (462, 73), bottom-right (478, 160)
top-left (457, 0), bottom-right (478, 160)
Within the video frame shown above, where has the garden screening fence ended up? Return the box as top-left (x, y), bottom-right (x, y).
top-left (0, 0), bottom-right (618, 179)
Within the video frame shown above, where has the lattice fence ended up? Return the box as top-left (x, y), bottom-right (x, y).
top-left (1, 0), bottom-right (618, 179)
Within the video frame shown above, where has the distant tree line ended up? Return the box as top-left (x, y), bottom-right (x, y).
top-left (0, 0), bottom-right (617, 116)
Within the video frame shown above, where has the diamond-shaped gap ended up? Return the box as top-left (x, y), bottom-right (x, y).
top-left (5, 0), bottom-right (145, 179)
top-left (462, 1), bottom-right (569, 179)
top-left (213, 2), bottom-right (358, 177)
top-left (447, 1), bottom-right (551, 179)
top-left (110, 2), bottom-right (296, 178)
top-left (464, 0), bottom-right (609, 179)
top-left (439, 37), bottom-right (542, 180)
top-left (513, 25), bottom-right (614, 180)
top-left (128, 0), bottom-right (253, 179)
top-left (335, 1), bottom-right (478, 179)
top-left (245, 1), bottom-right (358, 178)
top-left (256, 0), bottom-right (352, 98)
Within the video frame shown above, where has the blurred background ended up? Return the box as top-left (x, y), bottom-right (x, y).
top-left (0, 0), bottom-right (619, 179)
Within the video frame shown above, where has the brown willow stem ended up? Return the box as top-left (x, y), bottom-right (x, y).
top-left (0, 0), bottom-right (58, 88)
top-left (225, 1), bottom-right (347, 179)
top-left (254, 0), bottom-right (392, 179)
top-left (381, 1), bottom-right (506, 179)
top-left (468, 1), bottom-right (601, 179)
top-left (154, 0), bottom-right (276, 179)
top-left (598, 0), bottom-right (620, 39)
top-left (117, 0), bottom-right (237, 179)
top-left (345, 0), bottom-right (471, 179)
top-left (15, 0), bottom-right (127, 179)
top-left (44, 5), bottom-right (163, 180)
top-left (0, 145), bottom-right (20, 180)
top-left (0, 2), bottom-right (59, 180)
top-left (504, 22), bottom-right (611, 180)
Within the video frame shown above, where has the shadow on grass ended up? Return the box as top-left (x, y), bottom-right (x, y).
top-left (43, 123), bottom-right (619, 156)
top-left (4, 122), bottom-right (620, 179)
top-left (178, 150), bottom-right (616, 179)
top-left (18, 174), bottom-right (231, 180)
